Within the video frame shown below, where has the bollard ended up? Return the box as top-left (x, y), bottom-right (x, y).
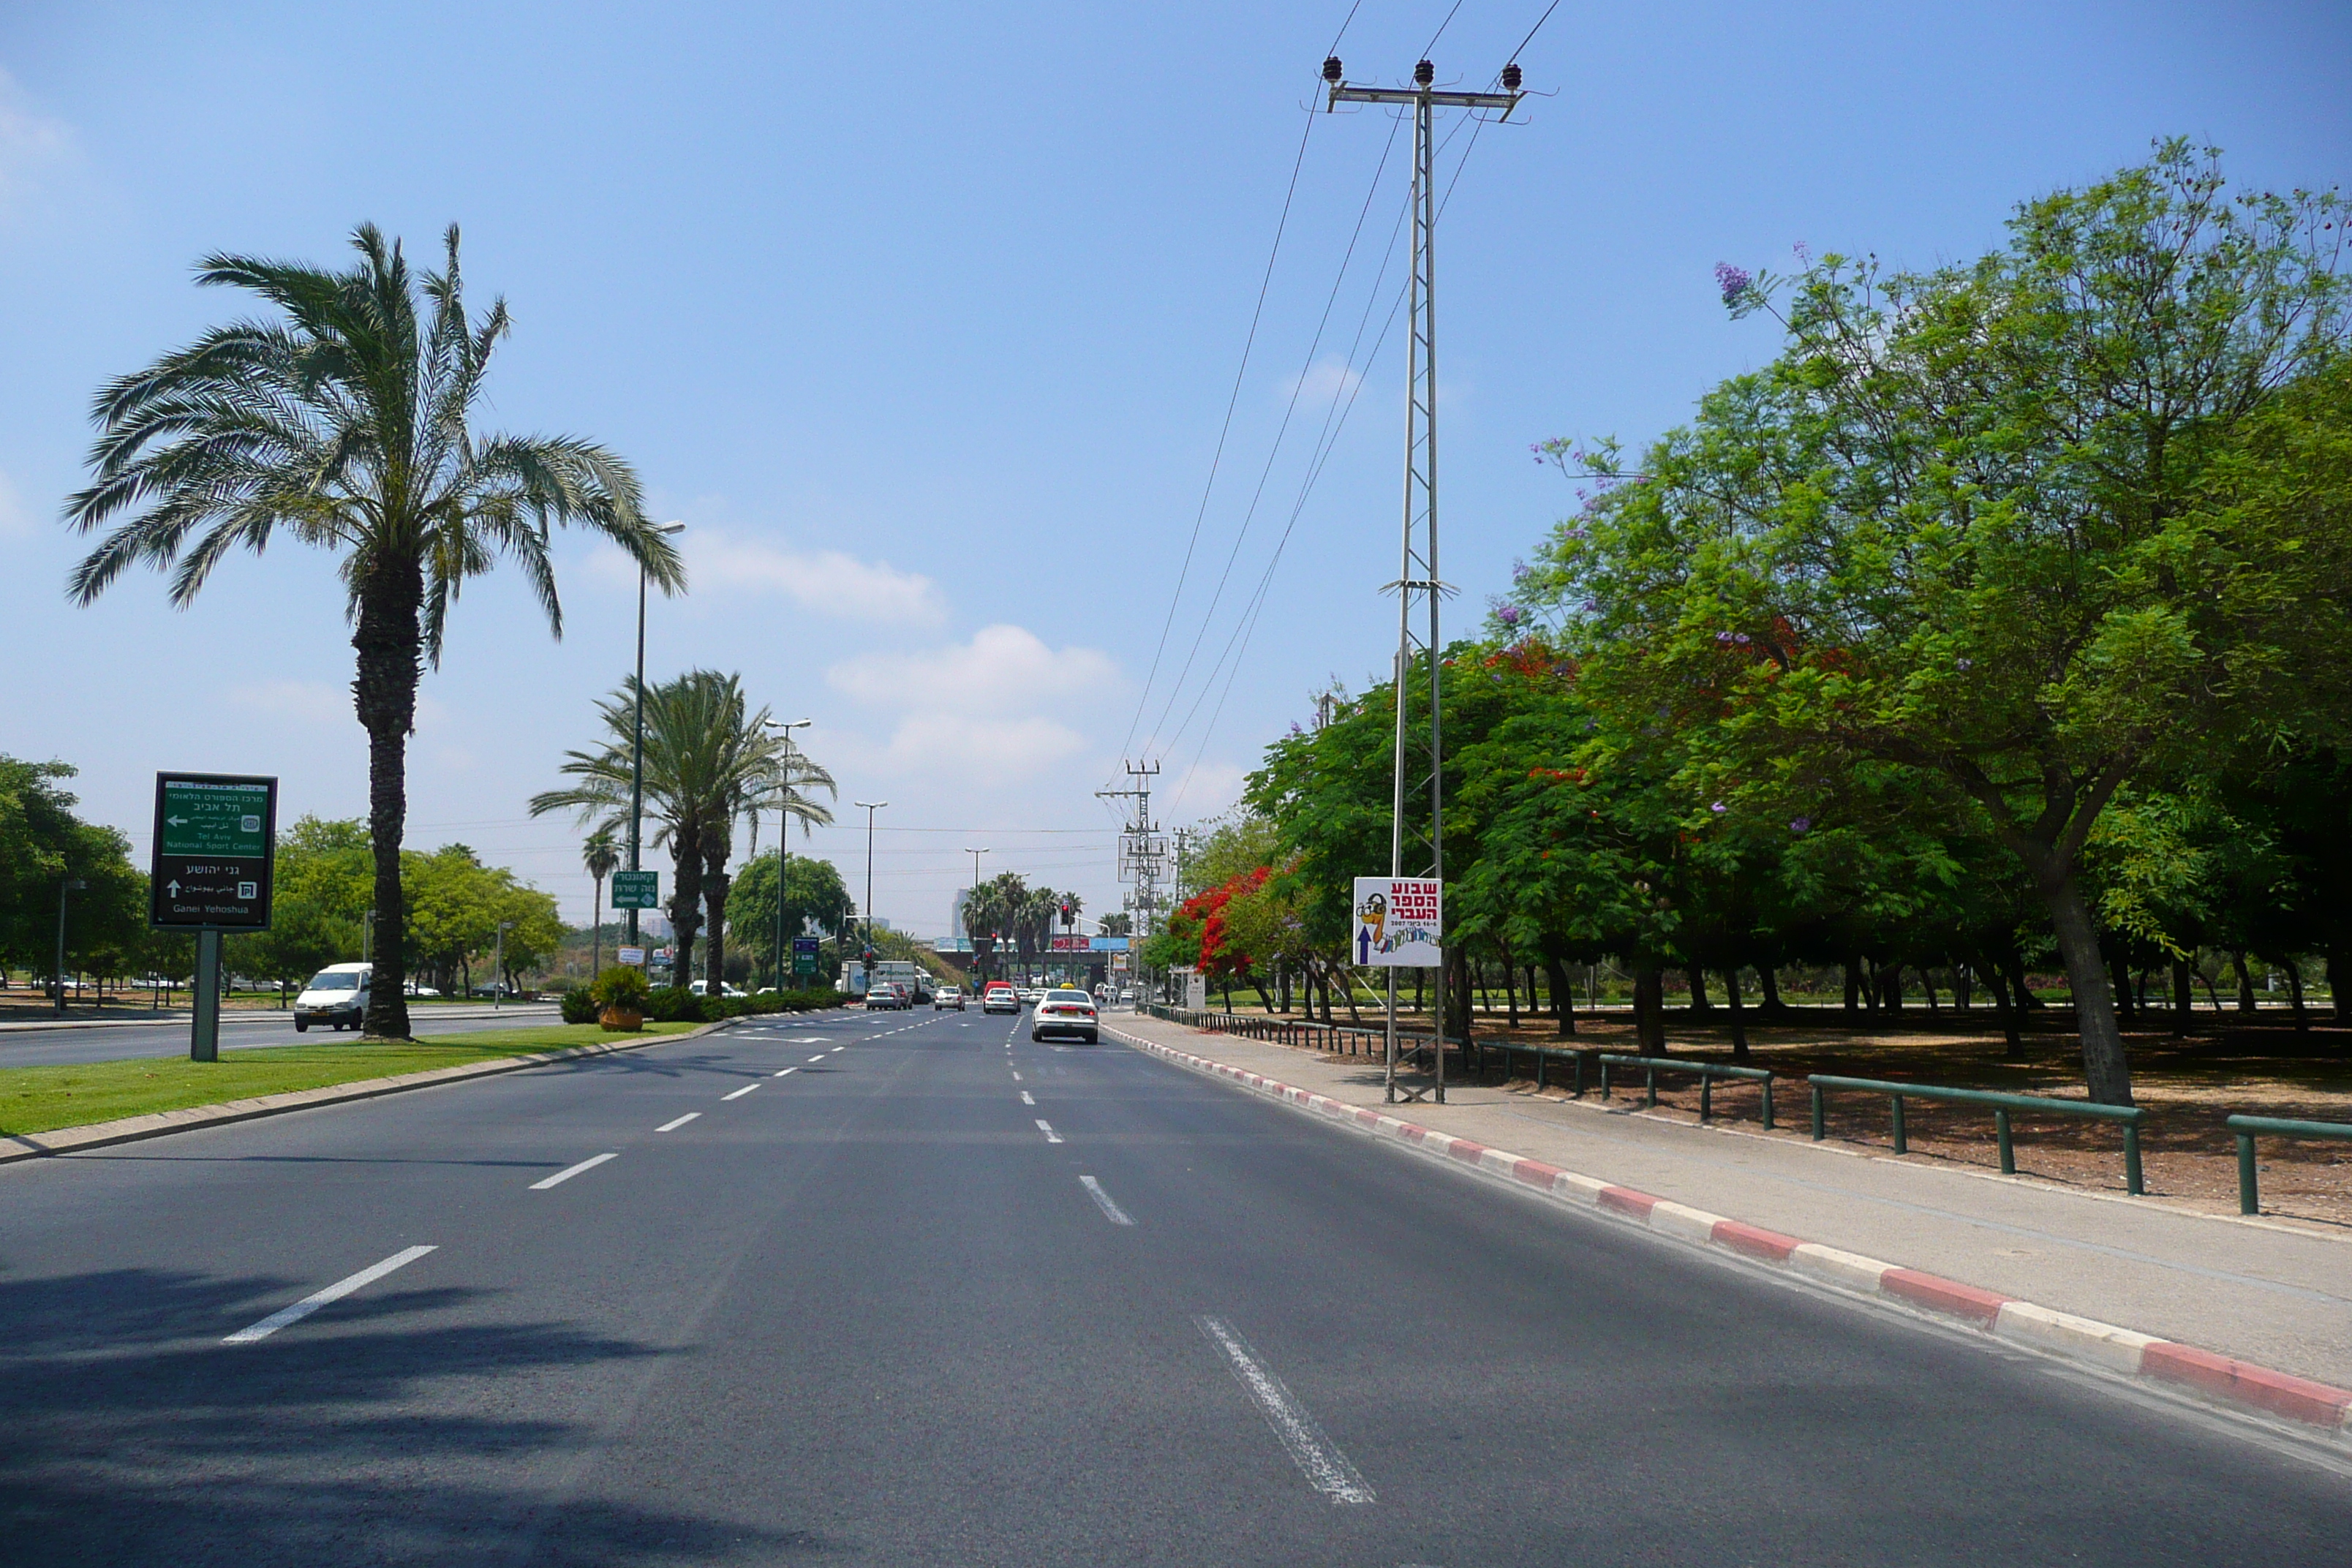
top-left (1700, 1074), bottom-right (1713, 1123)
top-left (2123, 1123), bottom-right (2144, 1196)
top-left (1812, 1082), bottom-right (1825, 1140)
top-left (1995, 1109), bottom-right (2014, 1175)
top-left (1891, 1095), bottom-right (1907, 1155)
top-left (2237, 1131), bottom-right (2258, 1215)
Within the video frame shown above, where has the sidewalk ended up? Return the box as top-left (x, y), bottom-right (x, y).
top-left (1109, 1011), bottom-right (2352, 1396)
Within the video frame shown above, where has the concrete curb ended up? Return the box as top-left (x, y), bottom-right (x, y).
top-left (1110, 1024), bottom-right (2352, 1442)
top-left (0, 1021), bottom-right (726, 1166)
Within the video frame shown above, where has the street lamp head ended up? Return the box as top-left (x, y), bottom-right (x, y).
top-left (655, 519), bottom-right (686, 535)
top-left (767, 717), bottom-right (813, 731)
top-left (856, 800), bottom-right (887, 810)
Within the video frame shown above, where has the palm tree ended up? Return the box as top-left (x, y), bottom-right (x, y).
top-left (530, 669), bottom-right (823, 990)
top-left (65, 225), bottom-right (683, 1039)
top-left (582, 826), bottom-right (620, 979)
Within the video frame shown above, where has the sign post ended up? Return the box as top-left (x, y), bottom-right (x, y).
top-left (151, 773), bottom-right (277, 1063)
top-left (1353, 876), bottom-right (1443, 1102)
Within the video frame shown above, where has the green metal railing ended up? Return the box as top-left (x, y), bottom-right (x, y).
top-left (2226, 1115), bottom-right (2352, 1215)
top-left (1809, 1074), bottom-right (2148, 1195)
top-left (1598, 1053), bottom-right (1776, 1128)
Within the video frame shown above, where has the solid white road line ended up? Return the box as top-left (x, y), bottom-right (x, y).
top-left (1019, 1090), bottom-right (1036, 1105)
top-left (223, 1245), bottom-right (437, 1344)
top-left (1035, 1118), bottom-right (1063, 1145)
top-left (1079, 1175), bottom-right (1134, 1226)
top-left (723, 1083), bottom-right (759, 1101)
top-left (530, 1152), bottom-right (619, 1191)
top-left (656, 1112), bottom-right (701, 1132)
top-left (1195, 1316), bottom-right (1375, 1504)
top-left (773, 1067), bottom-right (797, 1077)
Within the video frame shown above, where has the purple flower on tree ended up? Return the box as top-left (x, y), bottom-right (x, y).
top-left (1496, 605), bottom-right (1523, 627)
top-left (1711, 801), bottom-right (1727, 814)
top-left (1790, 817), bottom-right (1812, 834)
top-left (1714, 262), bottom-right (1752, 304)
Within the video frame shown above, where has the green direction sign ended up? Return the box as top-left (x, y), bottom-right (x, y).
top-left (610, 870), bottom-right (659, 910)
top-left (158, 779), bottom-right (271, 857)
top-left (792, 935), bottom-right (821, 976)
top-left (151, 772), bottom-right (278, 930)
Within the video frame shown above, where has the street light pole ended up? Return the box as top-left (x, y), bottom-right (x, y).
top-left (630, 520), bottom-right (687, 951)
top-left (54, 875), bottom-right (86, 1016)
top-left (854, 800), bottom-right (886, 990)
top-left (766, 718), bottom-right (813, 990)
top-left (964, 846), bottom-right (988, 983)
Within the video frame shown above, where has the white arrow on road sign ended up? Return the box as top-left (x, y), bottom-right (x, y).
top-left (167, 880), bottom-right (181, 897)
top-left (165, 815), bottom-right (187, 826)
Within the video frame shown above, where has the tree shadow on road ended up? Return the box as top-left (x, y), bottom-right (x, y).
top-left (0, 1266), bottom-right (813, 1566)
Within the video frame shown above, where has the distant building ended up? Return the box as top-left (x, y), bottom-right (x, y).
top-left (950, 889), bottom-right (972, 941)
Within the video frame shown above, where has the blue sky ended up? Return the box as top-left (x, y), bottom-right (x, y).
top-left (1, 0), bottom-right (2345, 938)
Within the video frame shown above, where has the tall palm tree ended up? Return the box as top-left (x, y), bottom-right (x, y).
top-left (530, 669), bottom-right (820, 990)
top-left (581, 826), bottom-right (621, 979)
top-left (64, 225), bottom-right (683, 1039)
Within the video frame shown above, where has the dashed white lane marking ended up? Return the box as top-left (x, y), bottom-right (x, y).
top-left (1011, 1072), bottom-right (1022, 1082)
top-left (831, 1046), bottom-right (847, 1053)
top-left (1019, 1090), bottom-right (1036, 1105)
top-left (773, 1067), bottom-right (797, 1077)
top-left (1035, 1119), bottom-right (1063, 1145)
top-left (722, 1083), bottom-right (759, 1101)
top-left (808, 1055), bottom-right (828, 1063)
top-left (1195, 1316), bottom-right (1375, 1504)
top-left (531, 1152), bottom-right (619, 1191)
top-left (656, 1112), bottom-right (701, 1132)
top-left (224, 1245), bottom-right (437, 1344)
top-left (1079, 1175), bottom-right (1134, 1226)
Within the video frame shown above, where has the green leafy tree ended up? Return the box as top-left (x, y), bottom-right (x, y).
top-left (1525, 146), bottom-right (2351, 1101)
top-left (727, 851), bottom-right (854, 986)
top-left (65, 225), bottom-right (683, 1037)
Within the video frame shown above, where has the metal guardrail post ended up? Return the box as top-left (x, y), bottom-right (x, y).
top-left (2236, 1129), bottom-right (2258, 1214)
top-left (1644, 1063), bottom-right (1657, 1108)
top-left (1760, 1079), bottom-right (1774, 1131)
top-left (1891, 1095), bottom-right (1907, 1155)
top-left (2124, 1123), bottom-right (2144, 1196)
top-left (1700, 1074), bottom-right (1712, 1123)
top-left (1599, 1057), bottom-right (1612, 1100)
top-left (1995, 1109), bottom-right (2013, 1175)
top-left (1811, 1082), bottom-right (1825, 1140)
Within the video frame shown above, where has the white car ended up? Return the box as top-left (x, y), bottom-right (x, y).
top-left (981, 984), bottom-right (1021, 1014)
top-left (294, 962), bottom-right (372, 1032)
top-left (1017, 987), bottom-right (1044, 1005)
top-left (1030, 988), bottom-right (1098, 1044)
top-left (687, 980), bottom-right (745, 998)
top-left (933, 987), bottom-right (964, 1011)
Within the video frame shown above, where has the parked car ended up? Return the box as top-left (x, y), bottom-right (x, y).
top-left (934, 986), bottom-right (964, 1011)
top-left (1030, 987), bottom-right (1098, 1044)
top-left (405, 982), bottom-right (442, 998)
top-left (688, 980), bottom-right (745, 998)
top-left (981, 983), bottom-right (1021, 1015)
top-left (294, 962), bottom-right (372, 1032)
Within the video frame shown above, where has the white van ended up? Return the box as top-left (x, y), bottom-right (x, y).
top-left (294, 962), bottom-right (372, 1032)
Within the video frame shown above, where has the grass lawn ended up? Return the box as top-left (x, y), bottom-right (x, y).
top-left (0, 1022), bottom-right (701, 1138)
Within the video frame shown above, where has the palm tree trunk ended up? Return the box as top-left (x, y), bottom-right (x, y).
top-left (354, 554), bottom-right (421, 1039)
top-left (591, 877), bottom-right (603, 979)
top-left (668, 822), bottom-right (704, 986)
top-left (703, 841), bottom-right (731, 994)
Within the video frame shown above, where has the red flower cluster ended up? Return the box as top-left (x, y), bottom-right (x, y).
top-left (1172, 866), bottom-right (1270, 979)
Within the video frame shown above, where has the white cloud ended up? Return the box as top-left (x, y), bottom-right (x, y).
top-left (230, 679), bottom-right (350, 726)
top-left (829, 624), bottom-right (1120, 713)
top-left (588, 529), bottom-right (947, 623)
top-left (0, 69), bottom-right (74, 207)
top-left (1285, 356), bottom-right (1362, 406)
top-left (1162, 760), bottom-right (1248, 819)
top-left (826, 625), bottom-right (1125, 783)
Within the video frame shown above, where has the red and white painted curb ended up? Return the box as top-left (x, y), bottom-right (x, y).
top-left (1111, 1026), bottom-right (2352, 1440)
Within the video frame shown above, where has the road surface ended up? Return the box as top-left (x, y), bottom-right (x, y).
top-left (1, 1003), bottom-right (2342, 1564)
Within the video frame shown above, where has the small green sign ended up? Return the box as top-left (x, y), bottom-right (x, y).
top-left (792, 935), bottom-right (820, 976)
top-left (610, 870), bottom-right (659, 910)
top-left (158, 780), bottom-right (272, 857)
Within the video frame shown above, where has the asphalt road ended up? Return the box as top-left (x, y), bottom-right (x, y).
top-left (1, 1002), bottom-right (2344, 1566)
top-left (0, 1005), bottom-right (564, 1068)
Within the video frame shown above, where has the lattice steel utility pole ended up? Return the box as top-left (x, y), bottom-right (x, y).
top-left (1098, 760), bottom-right (1164, 994)
top-left (1324, 55), bottom-right (1523, 1104)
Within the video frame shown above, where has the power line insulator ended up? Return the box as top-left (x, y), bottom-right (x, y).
top-left (1414, 59), bottom-right (1434, 86)
top-left (1502, 62), bottom-right (1523, 91)
top-left (1322, 56), bottom-right (1343, 83)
